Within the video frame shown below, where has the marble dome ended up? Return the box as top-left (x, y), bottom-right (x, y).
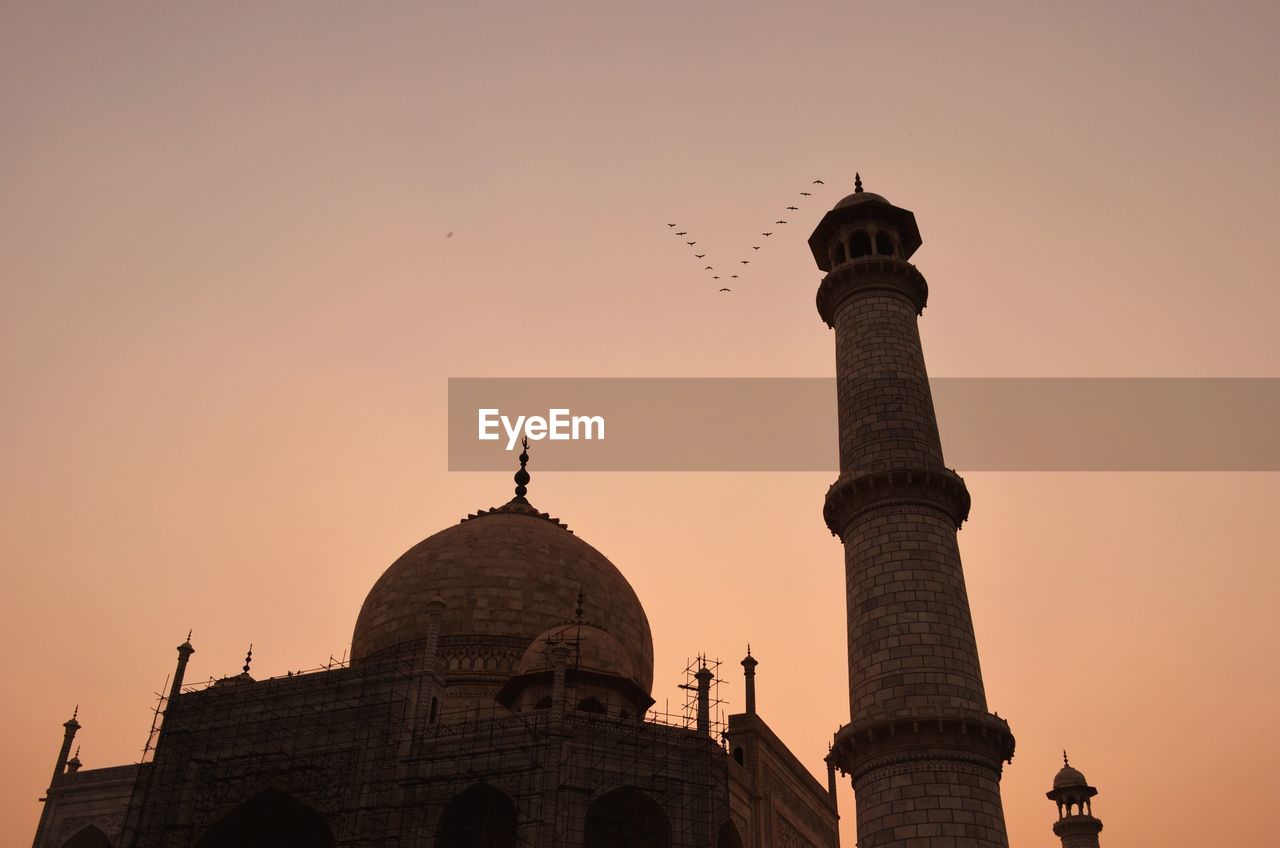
top-left (351, 497), bottom-right (654, 693)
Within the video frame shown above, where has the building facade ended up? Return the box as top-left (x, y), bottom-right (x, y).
top-left (33, 178), bottom-right (1098, 847)
top-left (33, 449), bottom-right (836, 847)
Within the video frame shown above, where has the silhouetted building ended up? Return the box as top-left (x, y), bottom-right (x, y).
top-left (810, 175), bottom-right (1016, 847)
top-left (32, 178), bottom-right (1100, 847)
top-left (33, 447), bottom-right (836, 846)
top-left (1047, 754), bottom-right (1103, 848)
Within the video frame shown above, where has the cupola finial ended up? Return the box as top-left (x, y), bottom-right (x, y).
top-left (243, 644), bottom-right (253, 675)
top-left (854, 172), bottom-right (863, 194)
top-left (514, 437), bottom-right (531, 499)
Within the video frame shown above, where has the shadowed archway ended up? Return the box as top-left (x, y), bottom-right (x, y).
top-left (61, 825), bottom-right (112, 848)
top-left (715, 820), bottom-right (744, 848)
top-left (195, 789), bottom-right (334, 848)
top-left (436, 782), bottom-right (518, 848)
top-left (584, 786), bottom-right (669, 848)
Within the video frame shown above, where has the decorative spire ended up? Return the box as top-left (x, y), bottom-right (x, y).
top-left (186, 629), bottom-right (192, 642)
top-left (242, 644), bottom-right (253, 675)
top-left (514, 437), bottom-right (531, 500)
top-left (1063, 749), bottom-right (1070, 766)
top-left (71, 705), bottom-right (78, 721)
top-left (854, 172), bottom-right (864, 194)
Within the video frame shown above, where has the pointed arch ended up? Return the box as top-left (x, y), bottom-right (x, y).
top-left (195, 789), bottom-right (334, 848)
top-left (849, 231), bottom-right (872, 258)
top-left (61, 825), bottom-right (112, 848)
top-left (715, 820), bottom-right (745, 848)
top-left (575, 696), bottom-right (606, 714)
top-left (584, 786), bottom-right (669, 848)
top-left (436, 782), bottom-right (518, 848)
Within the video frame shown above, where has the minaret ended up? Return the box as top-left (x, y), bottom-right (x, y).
top-left (50, 707), bottom-right (80, 786)
top-left (740, 646), bottom-right (758, 715)
top-left (1047, 752), bottom-right (1104, 847)
top-left (166, 631), bottom-right (195, 709)
top-left (813, 176), bottom-right (1015, 847)
top-left (32, 708), bottom-right (81, 848)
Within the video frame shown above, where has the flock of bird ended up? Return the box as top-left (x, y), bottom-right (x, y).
top-left (665, 179), bottom-right (828, 292)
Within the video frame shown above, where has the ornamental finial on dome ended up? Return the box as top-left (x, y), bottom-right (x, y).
top-left (854, 172), bottom-right (863, 194)
top-left (1063, 749), bottom-right (1069, 766)
top-left (514, 437), bottom-right (531, 500)
top-left (242, 644), bottom-right (253, 675)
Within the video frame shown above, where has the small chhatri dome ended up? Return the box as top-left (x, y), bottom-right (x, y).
top-left (833, 173), bottom-right (890, 209)
top-left (351, 449), bottom-right (654, 692)
top-left (516, 622), bottom-right (636, 681)
top-left (1053, 751), bottom-right (1089, 789)
top-left (808, 172), bottom-right (923, 269)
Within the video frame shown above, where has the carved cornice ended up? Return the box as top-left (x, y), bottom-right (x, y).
top-left (829, 708), bottom-right (1015, 784)
top-left (824, 468), bottom-right (971, 537)
top-left (816, 259), bottom-right (929, 326)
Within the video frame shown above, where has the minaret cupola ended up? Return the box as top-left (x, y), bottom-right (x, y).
top-left (807, 173), bottom-right (923, 271)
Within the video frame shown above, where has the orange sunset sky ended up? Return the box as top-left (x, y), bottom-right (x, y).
top-left (2, 2), bottom-right (1278, 846)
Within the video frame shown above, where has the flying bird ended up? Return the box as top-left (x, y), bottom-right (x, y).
top-left (719, 287), bottom-right (732, 292)
top-left (775, 220), bottom-right (787, 224)
top-left (741, 260), bottom-right (750, 264)
top-left (676, 231), bottom-right (687, 236)
top-left (800, 191), bottom-right (812, 196)
top-left (752, 246), bottom-right (761, 250)
top-left (786, 206), bottom-right (798, 211)
top-left (813, 179), bottom-right (824, 184)
top-left (731, 274), bottom-right (739, 279)
top-left (713, 276), bottom-right (720, 280)
top-left (705, 266), bottom-right (714, 270)
top-left (686, 241), bottom-right (696, 246)
top-left (695, 253), bottom-right (705, 258)
top-left (667, 223), bottom-right (676, 227)
top-left (762, 232), bottom-right (772, 237)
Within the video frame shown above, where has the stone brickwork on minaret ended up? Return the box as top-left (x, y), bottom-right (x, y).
top-left (813, 176), bottom-right (1015, 847)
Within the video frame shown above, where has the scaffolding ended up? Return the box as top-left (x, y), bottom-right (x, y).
top-left (117, 641), bottom-right (732, 848)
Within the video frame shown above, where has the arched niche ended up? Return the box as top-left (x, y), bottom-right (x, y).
top-left (584, 786), bottom-right (669, 848)
top-left (61, 825), bottom-right (113, 848)
top-left (715, 820), bottom-right (745, 848)
top-left (196, 789), bottom-right (334, 848)
top-left (436, 782), bottom-right (518, 848)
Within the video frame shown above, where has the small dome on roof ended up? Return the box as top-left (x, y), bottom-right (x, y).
top-left (517, 622), bottom-right (636, 682)
top-left (1053, 763), bottom-right (1088, 789)
top-left (833, 190), bottom-right (889, 209)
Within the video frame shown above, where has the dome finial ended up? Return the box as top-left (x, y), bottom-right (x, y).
top-left (854, 172), bottom-right (863, 194)
top-left (243, 643), bottom-right (253, 675)
top-left (514, 437), bottom-right (531, 500)
top-left (1063, 749), bottom-right (1069, 766)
